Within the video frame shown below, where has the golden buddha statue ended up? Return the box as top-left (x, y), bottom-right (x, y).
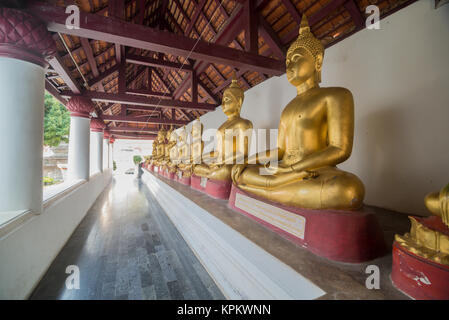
top-left (153, 127), bottom-right (167, 167)
top-left (395, 184), bottom-right (449, 266)
top-left (193, 74), bottom-right (253, 182)
top-left (161, 125), bottom-right (175, 171)
top-left (231, 15), bottom-right (364, 210)
top-left (177, 126), bottom-right (192, 178)
top-left (149, 139), bottom-right (158, 166)
top-left (167, 127), bottom-right (180, 174)
top-left (177, 119), bottom-right (204, 178)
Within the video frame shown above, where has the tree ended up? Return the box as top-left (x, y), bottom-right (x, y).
top-left (43, 93), bottom-right (70, 147)
top-left (133, 155), bottom-right (143, 165)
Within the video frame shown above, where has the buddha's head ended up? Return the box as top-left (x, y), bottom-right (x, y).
top-left (286, 15), bottom-right (324, 87)
top-left (192, 117), bottom-right (203, 141)
top-left (178, 126), bottom-right (186, 143)
top-left (157, 127), bottom-right (167, 143)
top-left (169, 126), bottom-right (178, 144)
top-left (222, 73), bottom-right (244, 117)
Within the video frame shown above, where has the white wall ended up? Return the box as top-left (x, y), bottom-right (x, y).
top-left (0, 171), bottom-right (112, 299)
top-left (196, 1), bottom-right (449, 215)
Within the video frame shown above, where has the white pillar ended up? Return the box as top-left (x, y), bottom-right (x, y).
top-left (66, 96), bottom-right (94, 181)
top-left (68, 116), bottom-right (90, 181)
top-left (109, 142), bottom-right (114, 169)
top-left (89, 118), bottom-right (105, 175)
top-left (90, 131), bottom-right (103, 174)
top-left (0, 8), bottom-right (55, 214)
top-left (103, 137), bottom-right (109, 170)
top-left (0, 57), bottom-right (45, 213)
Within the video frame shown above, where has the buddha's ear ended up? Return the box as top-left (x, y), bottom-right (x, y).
top-left (315, 53), bottom-right (323, 83)
top-left (315, 53), bottom-right (323, 72)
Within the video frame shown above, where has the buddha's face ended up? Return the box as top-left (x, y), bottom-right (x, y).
top-left (286, 47), bottom-right (318, 86)
top-left (222, 91), bottom-right (241, 116)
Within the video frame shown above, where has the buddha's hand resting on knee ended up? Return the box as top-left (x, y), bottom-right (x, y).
top-left (263, 163), bottom-right (293, 175)
top-left (264, 163), bottom-right (319, 179)
top-left (231, 164), bottom-right (247, 184)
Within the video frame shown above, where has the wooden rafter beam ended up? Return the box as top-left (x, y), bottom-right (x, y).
top-left (48, 53), bottom-right (82, 94)
top-left (174, 4), bottom-right (246, 99)
top-left (80, 38), bottom-right (99, 77)
top-left (103, 115), bottom-right (189, 125)
top-left (27, 2), bottom-right (284, 75)
top-left (60, 91), bottom-right (218, 111)
top-left (244, 0), bottom-right (258, 53)
top-left (185, 0), bottom-right (208, 36)
top-left (126, 54), bottom-right (193, 72)
top-left (45, 79), bottom-right (67, 105)
top-left (88, 64), bottom-right (119, 88)
top-left (191, 72), bottom-right (198, 103)
top-left (112, 132), bottom-right (157, 139)
top-left (281, 0), bottom-right (301, 21)
top-left (258, 14), bottom-right (286, 59)
top-left (282, 0), bottom-right (348, 45)
top-left (126, 88), bottom-right (172, 98)
top-left (109, 126), bottom-right (158, 133)
top-left (344, 0), bottom-right (365, 30)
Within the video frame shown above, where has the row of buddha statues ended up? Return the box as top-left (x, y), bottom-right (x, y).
top-left (147, 16), bottom-right (366, 211)
top-left (143, 16), bottom-right (448, 299)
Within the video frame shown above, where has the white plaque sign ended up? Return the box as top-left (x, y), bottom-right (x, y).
top-left (154, 166), bottom-right (159, 173)
top-left (200, 177), bottom-right (208, 188)
top-left (234, 193), bottom-right (306, 239)
top-left (178, 171), bottom-right (182, 179)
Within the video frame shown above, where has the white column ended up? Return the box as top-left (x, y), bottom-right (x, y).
top-left (0, 57), bottom-right (45, 214)
top-left (109, 143), bottom-right (114, 169)
top-left (103, 138), bottom-right (109, 170)
top-left (90, 131), bottom-right (103, 174)
top-left (67, 116), bottom-right (91, 181)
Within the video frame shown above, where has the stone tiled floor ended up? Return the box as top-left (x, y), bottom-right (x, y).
top-left (30, 174), bottom-right (225, 300)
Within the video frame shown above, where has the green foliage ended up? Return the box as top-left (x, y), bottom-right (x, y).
top-left (113, 161), bottom-right (117, 171)
top-left (44, 93), bottom-right (70, 147)
top-left (43, 176), bottom-right (55, 185)
top-left (133, 155), bottom-right (143, 165)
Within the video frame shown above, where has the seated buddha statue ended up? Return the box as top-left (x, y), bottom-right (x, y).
top-left (177, 126), bottom-right (192, 178)
top-left (193, 75), bottom-right (253, 182)
top-left (161, 125), bottom-right (175, 172)
top-left (149, 139), bottom-right (158, 167)
top-left (395, 183), bottom-right (449, 265)
top-left (231, 15), bottom-right (364, 211)
top-left (176, 119), bottom-right (204, 178)
top-left (152, 128), bottom-right (167, 167)
top-left (167, 127), bottom-right (180, 175)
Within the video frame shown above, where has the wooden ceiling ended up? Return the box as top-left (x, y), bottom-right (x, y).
top-left (20, 0), bottom-right (417, 140)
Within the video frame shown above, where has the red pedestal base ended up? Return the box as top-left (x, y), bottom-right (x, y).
top-left (178, 176), bottom-right (191, 186)
top-left (149, 164), bottom-right (154, 172)
top-left (228, 184), bottom-right (386, 263)
top-left (205, 179), bottom-right (232, 199)
top-left (191, 175), bottom-right (205, 192)
top-left (167, 172), bottom-right (175, 180)
top-left (391, 241), bottom-right (449, 300)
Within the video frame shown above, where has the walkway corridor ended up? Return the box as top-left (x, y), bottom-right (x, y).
top-left (30, 174), bottom-right (225, 300)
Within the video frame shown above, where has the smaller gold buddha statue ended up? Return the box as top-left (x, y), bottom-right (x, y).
top-left (193, 74), bottom-right (253, 182)
top-left (161, 125), bottom-right (175, 172)
top-left (149, 139), bottom-right (158, 167)
top-left (153, 127), bottom-right (167, 167)
top-left (177, 119), bottom-right (204, 179)
top-left (395, 184), bottom-right (449, 266)
top-left (167, 128), bottom-right (180, 175)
